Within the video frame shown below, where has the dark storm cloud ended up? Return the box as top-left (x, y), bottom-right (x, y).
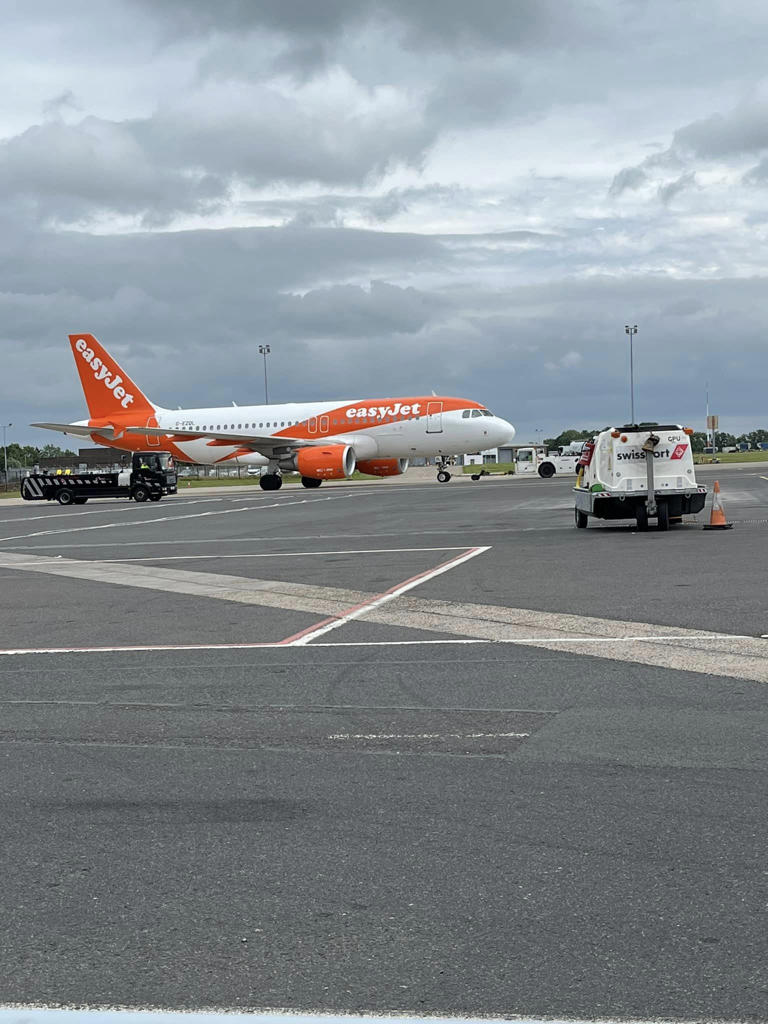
top-left (135, 0), bottom-right (594, 52)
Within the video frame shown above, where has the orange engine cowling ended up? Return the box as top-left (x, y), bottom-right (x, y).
top-left (356, 458), bottom-right (409, 477)
top-left (295, 444), bottom-right (356, 480)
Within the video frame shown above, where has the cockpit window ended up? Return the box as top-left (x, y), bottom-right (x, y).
top-left (482, 410), bottom-right (493, 417)
top-left (462, 410), bottom-right (471, 419)
top-left (471, 409), bottom-right (482, 418)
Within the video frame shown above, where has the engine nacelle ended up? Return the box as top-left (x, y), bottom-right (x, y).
top-left (356, 458), bottom-right (409, 477)
top-left (294, 444), bottom-right (356, 480)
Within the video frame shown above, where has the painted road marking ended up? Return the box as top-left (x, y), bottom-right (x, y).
top-left (80, 546), bottom-right (471, 564)
top-left (328, 731), bottom-right (530, 740)
top-left (287, 546), bottom-right (490, 645)
top-left (0, 1003), bottom-right (756, 1024)
top-left (0, 492), bottom-right (364, 543)
top-left (2, 549), bottom-right (767, 682)
top-left (0, 550), bottom-right (371, 616)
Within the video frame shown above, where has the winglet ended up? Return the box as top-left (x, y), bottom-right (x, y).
top-left (68, 334), bottom-right (155, 420)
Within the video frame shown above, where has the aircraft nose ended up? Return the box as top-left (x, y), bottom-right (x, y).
top-left (496, 418), bottom-right (516, 444)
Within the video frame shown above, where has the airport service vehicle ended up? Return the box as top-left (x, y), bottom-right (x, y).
top-left (20, 452), bottom-right (177, 505)
top-left (514, 443), bottom-right (585, 478)
top-left (32, 334), bottom-right (515, 488)
top-left (573, 425), bottom-right (707, 531)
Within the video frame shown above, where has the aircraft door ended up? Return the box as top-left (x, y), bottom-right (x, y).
top-left (145, 415), bottom-right (160, 446)
top-left (426, 401), bottom-right (443, 433)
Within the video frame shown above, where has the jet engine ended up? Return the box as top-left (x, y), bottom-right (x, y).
top-left (356, 458), bottom-right (409, 477)
top-left (291, 444), bottom-right (356, 480)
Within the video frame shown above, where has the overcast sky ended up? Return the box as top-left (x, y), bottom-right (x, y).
top-left (2, 0), bottom-right (768, 447)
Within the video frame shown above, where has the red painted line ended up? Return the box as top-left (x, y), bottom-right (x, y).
top-left (279, 546), bottom-right (486, 645)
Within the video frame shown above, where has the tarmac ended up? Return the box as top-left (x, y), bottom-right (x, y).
top-left (0, 465), bottom-right (766, 1021)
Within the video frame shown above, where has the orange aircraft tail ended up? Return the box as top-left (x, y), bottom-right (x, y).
top-left (68, 334), bottom-right (155, 421)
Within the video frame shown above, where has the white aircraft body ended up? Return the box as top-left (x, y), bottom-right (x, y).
top-left (33, 334), bottom-right (516, 488)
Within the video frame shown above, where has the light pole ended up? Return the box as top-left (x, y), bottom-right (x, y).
top-left (624, 325), bottom-right (638, 424)
top-left (258, 344), bottom-right (271, 404)
top-left (2, 423), bottom-right (10, 492)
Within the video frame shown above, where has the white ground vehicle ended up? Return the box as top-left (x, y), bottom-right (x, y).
top-left (573, 425), bottom-right (707, 530)
top-left (515, 443), bottom-right (584, 478)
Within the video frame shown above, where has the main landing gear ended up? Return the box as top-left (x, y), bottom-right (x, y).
top-left (436, 458), bottom-right (452, 483)
top-left (301, 477), bottom-right (323, 488)
top-left (259, 473), bottom-right (282, 491)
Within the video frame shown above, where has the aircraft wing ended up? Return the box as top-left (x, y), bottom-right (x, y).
top-left (30, 422), bottom-right (121, 440)
top-left (122, 425), bottom-right (339, 454)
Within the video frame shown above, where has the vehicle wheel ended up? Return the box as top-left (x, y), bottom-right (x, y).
top-left (73, 496), bottom-right (88, 504)
top-left (259, 473), bottom-right (282, 491)
top-left (132, 484), bottom-right (150, 502)
top-left (437, 470), bottom-right (451, 483)
top-left (657, 502), bottom-right (670, 531)
top-left (538, 463), bottom-right (555, 478)
top-left (149, 493), bottom-right (162, 502)
top-left (575, 508), bottom-right (588, 529)
top-left (636, 504), bottom-right (649, 531)
top-left (56, 489), bottom-right (75, 506)
top-left (301, 477), bottom-right (322, 488)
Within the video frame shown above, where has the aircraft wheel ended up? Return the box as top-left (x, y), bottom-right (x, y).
top-left (57, 489), bottom-right (75, 506)
top-left (437, 470), bottom-right (451, 483)
top-left (471, 474), bottom-right (481, 481)
top-left (575, 508), bottom-right (588, 529)
top-left (132, 484), bottom-right (150, 502)
top-left (301, 477), bottom-right (323, 488)
top-left (259, 473), bottom-right (282, 491)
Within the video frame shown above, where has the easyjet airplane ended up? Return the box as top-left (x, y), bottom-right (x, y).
top-left (33, 334), bottom-right (515, 488)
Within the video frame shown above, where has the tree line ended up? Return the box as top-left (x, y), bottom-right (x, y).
top-left (543, 428), bottom-right (768, 453)
top-left (2, 443), bottom-right (77, 467)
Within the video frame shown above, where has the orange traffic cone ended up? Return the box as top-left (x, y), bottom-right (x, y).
top-left (703, 480), bottom-right (733, 530)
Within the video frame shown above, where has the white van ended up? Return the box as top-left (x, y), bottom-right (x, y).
top-left (574, 425), bottom-right (707, 530)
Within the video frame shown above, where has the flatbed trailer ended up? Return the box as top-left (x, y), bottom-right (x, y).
top-left (21, 452), bottom-right (177, 506)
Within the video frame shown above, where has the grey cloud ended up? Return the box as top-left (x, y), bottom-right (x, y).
top-left (133, 0), bottom-right (597, 52)
top-left (278, 281), bottom-right (437, 338)
top-left (0, 94), bottom-right (436, 225)
top-left (609, 166), bottom-right (648, 196)
top-left (743, 157), bottom-right (768, 185)
top-left (658, 171), bottom-right (695, 205)
top-left (673, 102), bottom-right (768, 159)
top-left (0, 117), bottom-right (230, 225)
top-left (425, 62), bottom-right (524, 129)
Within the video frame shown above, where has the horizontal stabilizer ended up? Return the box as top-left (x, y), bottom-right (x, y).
top-left (30, 422), bottom-right (119, 439)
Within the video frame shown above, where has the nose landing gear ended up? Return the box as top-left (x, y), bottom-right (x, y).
top-left (436, 458), bottom-right (452, 483)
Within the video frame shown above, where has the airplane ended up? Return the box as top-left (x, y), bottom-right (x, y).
top-left (32, 334), bottom-right (516, 488)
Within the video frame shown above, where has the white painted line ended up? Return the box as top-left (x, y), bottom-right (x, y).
top-left (0, 492), bottom-right (364, 543)
top-left (90, 546), bottom-right (469, 564)
top-left (0, 640), bottom-right (489, 657)
top-left (0, 523), bottom-right (561, 551)
top-left (327, 731), bottom-right (530, 740)
top-left (288, 546), bottom-right (491, 646)
top-left (0, 1004), bottom-right (751, 1024)
top-left (0, 635), bottom-right (760, 658)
